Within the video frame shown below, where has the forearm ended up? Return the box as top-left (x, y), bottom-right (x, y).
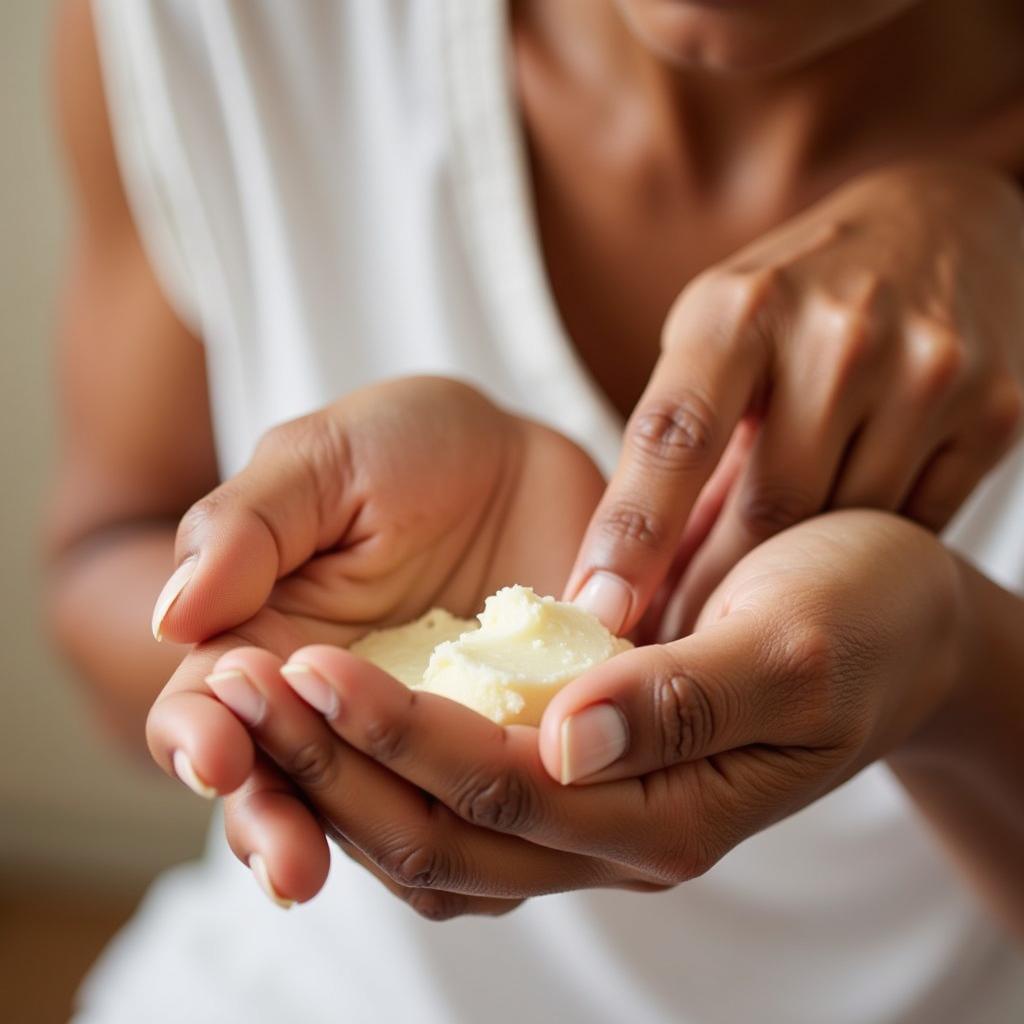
top-left (890, 556), bottom-right (1024, 939)
top-left (47, 523), bottom-right (187, 754)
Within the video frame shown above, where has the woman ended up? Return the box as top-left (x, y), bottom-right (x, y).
top-left (50, 1), bottom-right (1024, 1021)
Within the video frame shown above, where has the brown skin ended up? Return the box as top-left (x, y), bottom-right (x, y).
top-left (50, 0), bottom-right (1024, 930)
top-left (147, 377), bottom-right (605, 913)
top-left (518, 0), bottom-right (1024, 421)
top-left (187, 510), bottom-right (1024, 935)
top-left (47, 0), bottom-right (217, 747)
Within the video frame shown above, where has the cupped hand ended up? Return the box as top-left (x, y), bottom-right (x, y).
top-left (145, 376), bottom-right (605, 906)
top-left (566, 161), bottom-right (1024, 640)
top-left (207, 510), bottom-right (967, 917)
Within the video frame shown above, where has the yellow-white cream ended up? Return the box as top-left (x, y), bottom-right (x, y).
top-left (350, 585), bottom-right (631, 726)
top-left (349, 608), bottom-right (475, 688)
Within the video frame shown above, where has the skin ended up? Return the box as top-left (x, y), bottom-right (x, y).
top-left (567, 163), bottom-right (1024, 640)
top-left (516, 0), bottom-right (1024, 634)
top-left (47, 0), bottom-right (217, 747)
top-left (161, 508), bottom-right (1024, 936)
top-left (146, 378), bottom-right (605, 911)
top-left (48, 0), bottom-right (1024, 934)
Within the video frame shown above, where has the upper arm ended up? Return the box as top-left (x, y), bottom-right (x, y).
top-left (48, 0), bottom-right (219, 559)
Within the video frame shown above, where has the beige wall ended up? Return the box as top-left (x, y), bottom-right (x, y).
top-left (0, 0), bottom-right (208, 890)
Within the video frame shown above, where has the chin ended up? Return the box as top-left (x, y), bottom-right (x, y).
top-left (612, 0), bottom-right (919, 76)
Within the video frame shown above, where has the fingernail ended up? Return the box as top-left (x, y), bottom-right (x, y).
top-left (172, 749), bottom-right (217, 799)
top-left (574, 571), bottom-right (632, 634)
top-left (280, 664), bottom-right (339, 718)
top-left (152, 556), bottom-right (199, 641)
top-left (560, 704), bottom-right (629, 785)
top-left (248, 853), bottom-right (294, 909)
top-left (206, 669), bottom-right (265, 726)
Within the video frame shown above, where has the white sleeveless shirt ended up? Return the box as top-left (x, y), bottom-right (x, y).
top-left (80, 3), bottom-right (1024, 1022)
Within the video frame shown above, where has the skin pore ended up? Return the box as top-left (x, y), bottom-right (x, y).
top-left (513, 0), bottom-right (1024, 417)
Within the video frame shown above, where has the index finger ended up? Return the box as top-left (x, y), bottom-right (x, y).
top-left (564, 279), bottom-right (769, 634)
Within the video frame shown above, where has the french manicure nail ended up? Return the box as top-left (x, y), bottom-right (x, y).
top-left (574, 571), bottom-right (632, 634)
top-left (172, 749), bottom-right (217, 799)
top-left (248, 853), bottom-right (294, 909)
top-left (206, 669), bottom-right (265, 726)
top-left (560, 704), bottom-right (630, 785)
top-left (151, 556), bottom-right (199, 641)
top-left (280, 664), bottom-right (339, 718)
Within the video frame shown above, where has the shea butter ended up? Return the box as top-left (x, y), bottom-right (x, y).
top-left (348, 608), bottom-right (475, 688)
top-left (350, 586), bottom-right (631, 726)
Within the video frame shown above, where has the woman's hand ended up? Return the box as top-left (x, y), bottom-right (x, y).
top-left (203, 510), bottom-right (969, 917)
top-left (145, 376), bottom-right (605, 905)
top-left (566, 161), bottom-right (1024, 640)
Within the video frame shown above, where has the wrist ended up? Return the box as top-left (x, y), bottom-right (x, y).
top-left (890, 548), bottom-right (983, 767)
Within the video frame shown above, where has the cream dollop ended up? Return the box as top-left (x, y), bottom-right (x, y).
top-left (350, 586), bottom-right (631, 726)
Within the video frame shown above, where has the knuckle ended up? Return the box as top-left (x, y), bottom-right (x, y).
top-left (403, 888), bottom-right (467, 923)
top-left (665, 266), bottom-right (781, 351)
top-left (282, 740), bottom-right (338, 792)
top-left (176, 486), bottom-right (230, 547)
top-left (378, 834), bottom-right (450, 890)
top-left (908, 322), bottom-right (966, 397)
top-left (778, 621), bottom-right (834, 685)
top-left (651, 671), bottom-right (717, 765)
top-left (362, 712), bottom-right (408, 764)
top-left (452, 768), bottom-right (536, 833)
top-left (707, 265), bottom-right (783, 310)
top-left (596, 502), bottom-right (663, 552)
top-left (256, 413), bottom-right (323, 455)
top-left (829, 307), bottom-right (882, 372)
top-left (770, 622), bottom-right (845, 739)
top-left (257, 412), bottom-right (349, 514)
top-left (651, 840), bottom-right (717, 886)
top-left (739, 482), bottom-right (815, 537)
top-left (769, 616), bottom-right (872, 746)
top-left (627, 392), bottom-right (717, 469)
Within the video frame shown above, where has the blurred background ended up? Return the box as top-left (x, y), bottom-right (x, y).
top-left (0, 3), bottom-right (209, 1020)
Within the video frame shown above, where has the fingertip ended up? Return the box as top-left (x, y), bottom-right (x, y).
top-left (156, 513), bottom-right (280, 643)
top-left (539, 649), bottom-right (649, 783)
top-left (226, 787), bottom-right (331, 905)
top-left (572, 571), bottom-right (634, 635)
top-left (211, 645), bottom-right (285, 680)
top-left (171, 749), bottom-right (218, 799)
top-left (151, 555), bottom-right (199, 642)
top-left (287, 644), bottom-right (400, 691)
top-left (147, 692), bottom-right (256, 796)
top-left (248, 852), bottom-right (297, 909)
top-left (266, 836), bottom-right (331, 905)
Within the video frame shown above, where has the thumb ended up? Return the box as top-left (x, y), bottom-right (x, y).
top-left (539, 614), bottom-right (784, 785)
top-left (152, 412), bottom-right (357, 644)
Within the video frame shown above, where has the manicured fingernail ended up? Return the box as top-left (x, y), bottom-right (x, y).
top-left (560, 704), bottom-right (629, 785)
top-left (574, 571), bottom-right (632, 634)
top-left (248, 853), bottom-right (294, 909)
top-left (280, 664), bottom-right (339, 718)
top-left (206, 669), bottom-right (265, 726)
top-left (151, 556), bottom-right (198, 641)
top-left (172, 749), bottom-right (217, 799)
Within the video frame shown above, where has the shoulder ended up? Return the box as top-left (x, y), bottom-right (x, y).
top-left (53, 0), bottom-right (129, 232)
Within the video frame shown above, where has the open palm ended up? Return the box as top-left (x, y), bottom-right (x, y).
top-left (147, 377), bottom-right (604, 906)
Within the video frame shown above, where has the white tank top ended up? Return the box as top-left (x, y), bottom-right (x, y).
top-left (80, 3), bottom-right (1024, 1022)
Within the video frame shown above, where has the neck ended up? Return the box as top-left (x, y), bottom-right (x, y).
top-left (516, 0), bottom-right (1024, 194)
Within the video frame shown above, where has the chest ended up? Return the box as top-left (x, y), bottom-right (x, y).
top-left (513, 58), bottom-right (791, 421)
